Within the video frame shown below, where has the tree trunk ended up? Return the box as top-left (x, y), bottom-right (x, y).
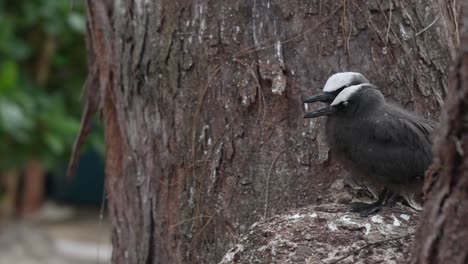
top-left (82, 0), bottom-right (457, 263)
top-left (409, 2), bottom-right (468, 264)
top-left (0, 170), bottom-right (19, 219)
top-left (20, 159), bottom-right (45, 216)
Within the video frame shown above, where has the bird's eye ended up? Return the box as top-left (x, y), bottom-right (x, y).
top-left (342, 101), bottom-right (349, 107)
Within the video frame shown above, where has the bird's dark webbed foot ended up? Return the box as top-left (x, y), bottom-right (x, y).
top-left (349, 201), bottom-right (385, 217)
top-left (349, 188), bottom-right (396, 217)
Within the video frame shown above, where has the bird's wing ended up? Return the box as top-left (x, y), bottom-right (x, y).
top-left (413, 117), bottom-right (437, 137)
top-left (358, 111), bottom-right (436, 185)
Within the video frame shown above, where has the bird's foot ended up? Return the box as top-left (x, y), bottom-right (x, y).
top-left (383, 191), bottom-right (399, 208)
top-left (349, 202), bottom-right (384, 217)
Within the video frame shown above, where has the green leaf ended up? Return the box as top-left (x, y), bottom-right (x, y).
top-left (44, 132), bottom-right (64, 155)
top-left (0, 98), bottom-right (32, 142)
top-left (67, 12), bottom-right (85, 33)
top-left (44, 20), bottom-right (64, 35)
top-left (4, 39), bottom-right (31, 60)
top-left (0, 60), bottom-right (18, 94)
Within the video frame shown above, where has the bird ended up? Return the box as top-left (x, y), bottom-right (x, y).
top-left (303, 72), bottom-right (370, 105)
top-left (303, 72), bottom-right (397, 213)
top-left (304, 83), bottom-right (436, 216)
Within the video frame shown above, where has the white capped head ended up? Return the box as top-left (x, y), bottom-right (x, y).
top-left (330, 84), bottom-right (366, 106)
top-left (323, 72), bottom-right (369, 93)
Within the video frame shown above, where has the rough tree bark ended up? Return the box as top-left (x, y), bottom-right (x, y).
top-left (79, 0), bottom-right (457, 263)
top-left (410, 2), bottom-right (468, 264)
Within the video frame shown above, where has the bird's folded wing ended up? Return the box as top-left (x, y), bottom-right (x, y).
top-left (362, 113), bottom-right (436, 184)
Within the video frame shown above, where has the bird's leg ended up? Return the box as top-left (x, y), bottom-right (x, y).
top-left (349, 188), bottom-right (389, 217)
top-left (382, 190), bottom-right (399, 208)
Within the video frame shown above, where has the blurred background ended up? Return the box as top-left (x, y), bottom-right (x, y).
top-left (0, 0), bottom-right (110, 263)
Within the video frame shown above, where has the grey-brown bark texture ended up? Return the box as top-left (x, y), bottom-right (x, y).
top-left (410, 2), bottom-right (468, 264)
top-left (219, 203), bottom-right (419, 264)
top-left (81, 0), bottom-right (458, 263)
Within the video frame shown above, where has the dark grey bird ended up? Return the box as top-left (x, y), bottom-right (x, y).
top-left (303, 72), bottom-right (396, 214)
top-left (304, 83), bottom-right (436, 216)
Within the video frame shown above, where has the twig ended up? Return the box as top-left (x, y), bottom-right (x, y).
top-left (263, 144), bottom-right (301, 219)
top-left (327, 233), bottom-right (415, 264)
top-left (233, 58), bottom-right (263, 91)
top-left (384, 0), bottom-right (392, 43)
top-left (225, 222), bottom-right (239, 243)
top-left (341, 0), bottom-right (352, 55)
top-left (169, 215), bottom-right (213, 229)
top-left (415, 14), bottom-right (440, 37)
top-left (190, 65), bottom-right (221, 185)
top-left (351, 0), bottom-right (413, 102)
top-left (191, 66), bottom-right (221, 173)
top-left (201, 114), bottom-right (241, 175)
top-left (189, 66), bottom-right (221, 232)
top-left (233, 4), bottom-right (343, 58)
top-left (192, 213), bottom-right (216, 241)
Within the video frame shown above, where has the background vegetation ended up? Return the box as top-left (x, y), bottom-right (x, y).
top-left (0, 0), bottom-right (102, 173)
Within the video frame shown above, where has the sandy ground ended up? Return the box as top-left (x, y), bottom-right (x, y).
top-left (0, 203), bottom-right (111, 264)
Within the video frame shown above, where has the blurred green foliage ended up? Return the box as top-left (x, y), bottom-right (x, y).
top-left (0, 0), bottom-right (102, 171)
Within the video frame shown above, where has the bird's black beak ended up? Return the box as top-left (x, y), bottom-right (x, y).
top-left (304, 106), bottom-right (337, 118)
top-left (303, 92), bottom-right (335, 103)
